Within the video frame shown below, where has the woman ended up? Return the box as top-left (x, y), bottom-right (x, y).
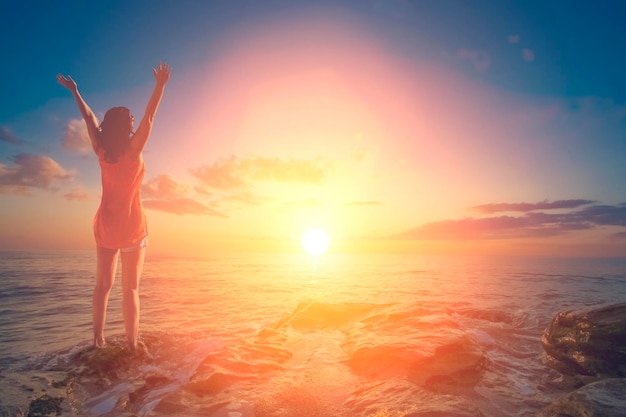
top-left (57, 62), bottom-right (171, 351)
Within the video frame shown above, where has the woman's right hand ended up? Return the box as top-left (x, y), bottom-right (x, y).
top-left (57, 74), bottom-right (77, 92)
top-left (152, 62), bottom-right (172, 86)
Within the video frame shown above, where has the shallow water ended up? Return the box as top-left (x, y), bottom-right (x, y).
top-left (1, 251), bottom-right (626, 416)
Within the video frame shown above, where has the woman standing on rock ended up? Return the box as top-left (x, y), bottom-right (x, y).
top-left (57, 62), bottom-right (171, 352)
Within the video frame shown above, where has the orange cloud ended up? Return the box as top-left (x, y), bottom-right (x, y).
top-left (191, 155), bottom-right (332, 191)
top-left (142, 174), bottom-right (227, 217)
top-left (0, 154), bottom-right (73, 195)
top-left (190, 156), bottom-right (247, 191)
top-left (142, 174), bottom-right (190, 200)
top-left (143, 198), bottom-right (227, 217)
top-left (64, 187), bottom-right (90, 201)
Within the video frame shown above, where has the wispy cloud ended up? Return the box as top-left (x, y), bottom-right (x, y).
top-left (142, 174), bottom-right (189, 200)
top-left (191, 155), bottom-right (332, 191)
top-left (507, 34), bottom-right (520, 44)
top-left (456, 49), bottom-right (491, 73)
top-left (574, 203), bottom-right (626, 226)
top-left (143, 155), bottom-right (334, 216)
top-left (220, 192), bottom-right (268, 206)
top-left (142, 174), bottom-right (227, 217)
top-left (0, 126), bottom-right (22, 145)
top-left (62, 119), bottom-right (91, 154)
top-left (522, 48), bottom-right (535, 62)
top-left (190, 156), bottom-right (247, 190)
top-left (143, 198), bottom-right (227, 217)
top-left (471, 199), bottom-right (594, 214)
top-left (64, 187), bottom-right (90, 201)
top-left (0, 154), bottom-right (73, 195)
top-left (395, 201), bottom-right (626, 241)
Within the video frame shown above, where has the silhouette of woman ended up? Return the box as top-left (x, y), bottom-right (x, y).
top-left (58, 62), bottom-right (171, 351)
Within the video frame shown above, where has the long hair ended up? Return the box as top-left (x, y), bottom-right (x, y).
top-left (99, 107), bottom-right (133, 163)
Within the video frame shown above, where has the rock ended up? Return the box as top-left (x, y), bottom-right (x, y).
top-left (0, 404), bottom-right (25, 417)
top-left (409, 336), bottom-right (486, 388)
top-left (538, 378), bottom-right (626, 417)
top-left (541, 302), bottom-right (626, 377)
top-left (25, 395), bottom-right (63, 417)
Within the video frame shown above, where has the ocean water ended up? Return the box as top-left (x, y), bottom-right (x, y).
top-left (1, 250), bottom-right (626, 416)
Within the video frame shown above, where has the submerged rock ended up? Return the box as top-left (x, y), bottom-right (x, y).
top-left (409, 336), bottom-right (486, 389)
top-left (0, 404), bottom-right (24, 417)
top-left (541, 302), bottom-right (626, 377)
top-left (538, 378), bottom-right (626, 417)
top-left (26, 395), bottom-right (64, 417)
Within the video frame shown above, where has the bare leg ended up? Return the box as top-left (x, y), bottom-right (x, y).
top-left (94, 247), bottom-right (119, 348)
top-left (121, 247), bottom-right (145, 352)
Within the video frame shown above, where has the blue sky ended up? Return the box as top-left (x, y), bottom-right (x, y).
top-left (1, 0), bottom-right (626, 255)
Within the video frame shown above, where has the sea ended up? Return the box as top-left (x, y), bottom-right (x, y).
top-left (1, 250), bottom-right (625, 417)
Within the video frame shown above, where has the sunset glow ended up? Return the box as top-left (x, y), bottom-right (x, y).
top-left (302, 228), bottom-right (330, 257)
top-left (2, 2), bottom-right (626, 415)
top-left (1, 2), bottom-right (625, 257)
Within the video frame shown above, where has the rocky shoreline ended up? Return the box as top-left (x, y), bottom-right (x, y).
top-left (538, 302), bottom-right (626, 416)
top-left (1, 303), bottom-right (625, 417)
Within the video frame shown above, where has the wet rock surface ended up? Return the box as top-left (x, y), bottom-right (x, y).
top-left (26, 395), bottom-right (64, 417)
top-left (537, 378), bottom-right (626, 417)
top-left (541, 302), bottom-right (626, 378)
top-left (540, 303), bottom-right (626, 417)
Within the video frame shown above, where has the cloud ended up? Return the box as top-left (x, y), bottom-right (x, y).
top-left (522, 48), bottom-right (535, 62)
top-left (220, 192), bottom-right (267, 206)
top-left (189, 156), bottom-right (246, 190)
top-left (142, 174), bottom-right (227, 217)
top-left (344, 201), bottom-right (383, 207)
top-left (64, 187), bottom-right (90, 201)
top-left (507, 35), bottom-right (520, 44)
top-left (609, 231), bottom-right (626, 240)
top-left (471, 199), bottom-right (594, 214)
top-left (0, 154), bottom-right (73, 195)
top-left (395, 216), bottom-right (539, 240)
top-left (62, 119), bottom-right (91, 154)
top-left (395, 201), bottom-right (626, 241)
top-left (0, 126), bottom-right (22, 145)
top-left (143, 198), bottom-right (227, 217)
top-left (574, 203), bottom-right (626, 226)
top-left (191, 155), bottom-right (332, 191)
top-left (456, 49), bottom-right (491, 73)
top-left (142, 174), bottom-right (189, 200)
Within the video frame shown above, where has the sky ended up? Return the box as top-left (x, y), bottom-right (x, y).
top-left (1, 0), bottom-right (626, 256)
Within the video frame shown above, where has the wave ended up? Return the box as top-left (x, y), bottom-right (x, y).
top-left (3, 300), bottom-right (540, 416)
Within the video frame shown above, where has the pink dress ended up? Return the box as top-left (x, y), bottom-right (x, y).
top-left (93, 150), bottom-right (147, 249)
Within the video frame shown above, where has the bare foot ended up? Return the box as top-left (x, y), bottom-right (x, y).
top-left (129, 340), bottom-right (152, 359)
top-left (94, 337), bottom-right (106, 348)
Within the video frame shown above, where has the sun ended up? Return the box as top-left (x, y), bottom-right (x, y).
top-left (302, 228), bottom-right (330, 257)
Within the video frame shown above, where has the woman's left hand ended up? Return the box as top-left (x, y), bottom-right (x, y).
top-left (57, 74), bottom-right (77, 93)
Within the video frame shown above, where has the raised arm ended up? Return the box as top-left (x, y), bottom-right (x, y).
top-left (129, 62), bottom-right (172, 156)
top-left (57, 74), bottom-right (101, 153)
